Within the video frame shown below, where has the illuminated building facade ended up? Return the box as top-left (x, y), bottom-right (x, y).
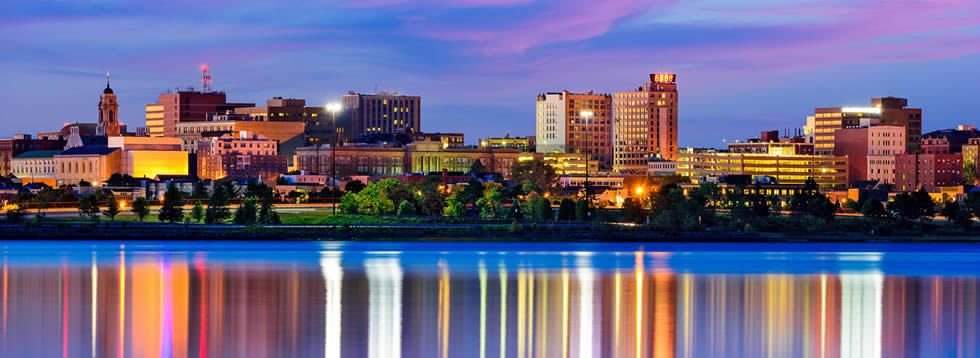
top-left (894, 153), bottom-right (962, 192)
top-left (411, 132), bottom-right (465, 148)
top-left (812, 106), bottom-right (880, 155)
top-left (834, 126), bottom-right (906, 184)
top-left (197, 132), bottom-right (286, 180)
top-left (175, 120), bottom-right (305, 157)
top-left (10, 150), bottom-right (60, 186)
top-left (108, 136), bottom-right (189, 179)
top-left (676, 148), bottom-right (848, 188)
top-left (145, 91), bottom-right (254, 137)
top-left (0, 135), bottom-right (66, 176)
top-left (294, 141), bottom-right (521, 178)
top-left (874, 97), bottom-right (922, 153)
top-left (339, 91), bottom-right (421, 142)
top-left (233, 97), bottom-right (324, 121)
top-left (479, 135), bottom-right (535, 152)
top-left (535, 91), bottom-right (613, 168)
top-left (613, 73), bottom-right (678, 173)
top-left (53, 145), bottom-right (121, 186)
top-left (962, 138), bottom-right (980, 185)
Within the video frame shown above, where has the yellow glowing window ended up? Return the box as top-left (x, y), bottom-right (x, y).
top-left (146, 105), bottom-right (165, 112)
top-left (312, 113), bottom-right (318, 117)
top-left (383, 100), bottom-right (388, 105)
top-left (146, 112), bottom-right (165, 119)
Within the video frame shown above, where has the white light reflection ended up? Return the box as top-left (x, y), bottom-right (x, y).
top-left (320, 252), bottom-right (343, 358)
top-left (576, 254), bottom-right (595, 358)
top-left (840, 271), bottom-right (883, 358)
top-left (366, 257), bottom-right (402, 358)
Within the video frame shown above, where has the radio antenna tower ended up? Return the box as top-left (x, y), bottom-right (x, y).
top-left (201, 64), bottom-right (212, 92)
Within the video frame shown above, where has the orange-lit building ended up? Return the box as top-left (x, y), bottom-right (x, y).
top-left (145, 90), bottom-right (254, 137)
top-left (613, 73), bottom-right (678, 173)
top-left (535, 91), bottom-right (613, 169)
top-left (53, 145), bottom-right (121, 186)
top-left (10, 150), bottom-right (60, 186)
top-left (197, 132), bottom-right (286, 180)
top-left (676, 147), bottom-right (849, 188)
top-left (175, 120), bottom-right (306, 157)
top-left (108, 136), bottom-right (189, 179)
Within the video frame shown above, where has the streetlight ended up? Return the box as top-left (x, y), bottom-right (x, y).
top-left (327, 103), bottom-right (342, 215)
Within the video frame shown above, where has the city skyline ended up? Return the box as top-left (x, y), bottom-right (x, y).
top-left (3, 1), bottom-right (979, 147)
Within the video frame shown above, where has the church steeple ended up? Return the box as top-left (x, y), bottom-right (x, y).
top-left (98, 71), bottom-right (120, 136)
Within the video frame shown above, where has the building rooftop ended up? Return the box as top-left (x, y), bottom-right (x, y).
top-left (13, 150), bottom-right (62, 159)
top-left (58, 145), bottom-right (119, 156)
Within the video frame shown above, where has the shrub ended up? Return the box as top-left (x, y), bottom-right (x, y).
top-left (397, 200), bottom-right (416, 216)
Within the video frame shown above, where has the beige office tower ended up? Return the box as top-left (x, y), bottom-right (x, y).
top-left (613, 73), bottom-right (678, 174)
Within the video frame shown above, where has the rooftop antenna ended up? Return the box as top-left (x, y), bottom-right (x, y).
top-left (201, 64), bottom-right (212, 92)
top-left (105, 70), bottom-right (110, 88)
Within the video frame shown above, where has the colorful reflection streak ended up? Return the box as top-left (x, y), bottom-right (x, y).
top-left (0, 242), bottom-right (978, 357)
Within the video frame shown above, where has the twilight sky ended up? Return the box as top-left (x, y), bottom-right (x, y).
top-left (2, 0), bottom-right (979, 147)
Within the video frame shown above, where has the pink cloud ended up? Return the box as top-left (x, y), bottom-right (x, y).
top-left (404, 0), bottom-right (673, 55)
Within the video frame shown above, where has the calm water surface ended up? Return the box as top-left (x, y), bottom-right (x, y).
top-left (0, 240), bottom-right (978, 357)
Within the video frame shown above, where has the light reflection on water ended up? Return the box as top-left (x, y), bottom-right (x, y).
top-left (0, 241), bottom-right (979, 357)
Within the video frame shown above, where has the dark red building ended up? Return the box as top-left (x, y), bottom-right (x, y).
top-left (894, 153), bottom-right (962, 192)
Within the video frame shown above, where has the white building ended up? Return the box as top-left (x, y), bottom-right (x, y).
top-left (536, 92), bottom-right (566, 153)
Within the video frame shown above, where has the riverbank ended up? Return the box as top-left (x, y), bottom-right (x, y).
top-left (3, 221), bottom-right (980, 243)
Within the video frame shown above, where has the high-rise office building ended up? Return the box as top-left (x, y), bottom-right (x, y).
top-left (873, 97), bottom-right (922, 153)
top-left (339, 91), bottom-right (420, 143)
top-left (812, 97), bottom-right (921, 156)
top-left (145, 90), bottom-right (254, 137)
top-left (535, 90), bottom-right (613, 169)
top-left (613, 74), bottom-right (678, 173)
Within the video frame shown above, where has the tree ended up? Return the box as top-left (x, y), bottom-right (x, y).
top-left (941, 198), bottom-right (972, 230)
top-left (397, 200), bottom-right (416, 216)
top-left (103, 195), bottom-right (120, 221)
top-left (131, 197), bottom-right (150, 222)
top-left (622, 197), bottom-right (646, 224)
top-left (468, 159), bottom-right (488, 175)
top-left (258, 200), bottom-right (280, 224)
top-left (419, 190), bottom-right (446, 216)
top-left (205, 184), bottom-right (232, 224)
top-left (388, 186), bottom-right (417, 213)
top-left (460, 178), bottom-right (485, 209)
top-left (557, 198), bottom-right (575, 221)
top-left (78, 194), bottom-right (101, 221)
top-left (233, 198), bottom-right (259, 225)
top-left (192, 182), bottom-right (210, 199)
top-left (510, 159), bottom-right (557, 195)
top-left (78, 180), bottom-right (92, 187)
top-left (912, 188), bottom-right (936, 221)
top-left (444, 192), bottom-right (467, 217)
top-left (355, 179), bottom-right (400, 214)
top-left (860, 198), bottom-right (887, 219)
top-left (965, 162), bottom-right (978, 186)
top-left (3, 204), bottom-right (24, 223)
top-left (344, 180), bottom-right (366, 194)
top-left (191, 201), bottom-right (205, 223)
top-left (476, 185), bottom-right (504, 219)
top-left (338, 192), bottom-right (360, 214)
top-left (158, 184), bottom-right (185, 223)
top-left (575, 199), bottom-right (589, 221)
